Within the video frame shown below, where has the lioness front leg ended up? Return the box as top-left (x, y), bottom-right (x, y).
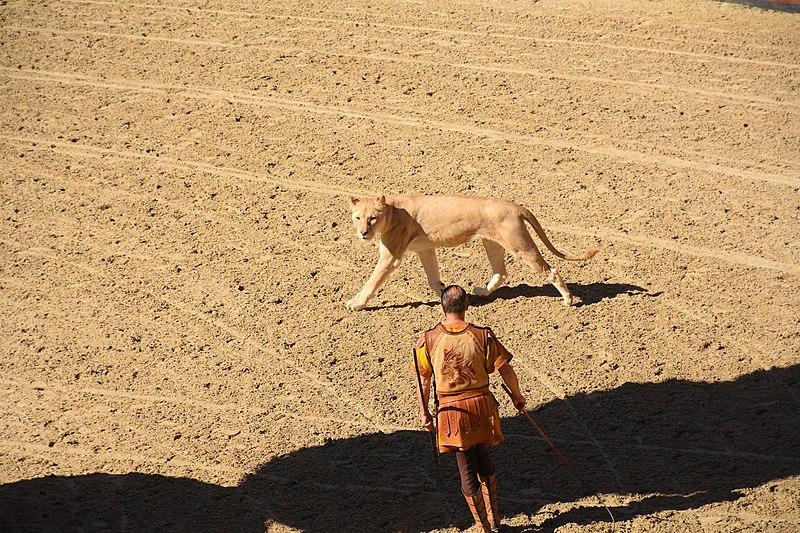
top-left (346, 248), bottom-right (403, 311)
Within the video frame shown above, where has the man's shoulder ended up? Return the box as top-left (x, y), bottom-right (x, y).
top-left (469, 323), bottom-right (494, 335)
top-left (416, 324), bottom-right (440, 346)
top-left (416, 333), bottom-right (426, 348)
top-left (419, 323), bottom-right (452, 348)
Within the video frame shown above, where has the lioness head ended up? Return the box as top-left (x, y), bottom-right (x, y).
top-left (349, 195), bottom-right (386, 241)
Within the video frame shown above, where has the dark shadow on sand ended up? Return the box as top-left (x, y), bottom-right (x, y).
top-left (2, 365), bottom-right (798, 532)
top-left (365, 281), bottom-right (649, 311)
top-left (362, 299), bottom-right (439, 311)
top-left (469, 282), bottom-right (649, 307)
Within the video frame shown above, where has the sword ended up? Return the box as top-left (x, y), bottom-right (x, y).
top-left (501, 383), bottom-right (574, 474)
top-left (500, 383), bottom-right (616, 529)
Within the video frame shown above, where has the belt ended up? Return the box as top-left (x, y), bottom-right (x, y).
top-left (437, 386), bottom-right (491, 403)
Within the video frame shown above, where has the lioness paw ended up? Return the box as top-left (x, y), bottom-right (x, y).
top-left (473, 287), bottom-right (491, 297)
top-left (345, 298), bottom-right (366, 311)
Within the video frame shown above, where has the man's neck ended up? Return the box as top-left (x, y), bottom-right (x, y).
top-left (442, 312), bottom-right (468, 325)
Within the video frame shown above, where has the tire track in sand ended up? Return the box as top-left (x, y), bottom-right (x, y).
top-left (0, 376), bottom-right (383, 429)
top-left (2, 69), bottom-right (797, 187)
top-left (0, 228), bottom-right (399, 432)
top-left (0, 130), bottom-right (373, 198)
top-left (3, 29), bottom-right (797, 110)
top-left (550, 224), bottom-right (800, 276)
top-left (5, 165), bottom-right (357, 272)
top-left (0, 135), bottom-right (800, 275)
top-left (59, 0), bottom-right (800, 70)
top-left (2, 25), bottom-right (245, 48)
top-left (4, 137), bottom-right (796, 277)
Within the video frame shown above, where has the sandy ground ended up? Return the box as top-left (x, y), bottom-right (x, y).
top-left (1, 0), bottom-right (799, 531)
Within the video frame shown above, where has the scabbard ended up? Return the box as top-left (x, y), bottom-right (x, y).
top-left (414, 348), bottom-right (441, 482)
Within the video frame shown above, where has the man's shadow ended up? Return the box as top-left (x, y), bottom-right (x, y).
top-left (3, 365), bottom-right (798, 532)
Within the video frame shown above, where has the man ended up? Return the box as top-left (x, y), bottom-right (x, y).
top-left (414, 285), bottom-right (527, 532)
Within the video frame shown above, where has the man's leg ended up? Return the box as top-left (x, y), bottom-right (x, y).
top-left (456, 447), bottom-right (492, 532)
top-left (475, 443), bottom-right (501, 531)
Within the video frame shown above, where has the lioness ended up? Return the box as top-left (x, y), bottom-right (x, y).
top-left (346, 195), bottom-right (598, 310)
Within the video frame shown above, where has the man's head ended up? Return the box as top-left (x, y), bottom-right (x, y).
top-left (441, 284), bottom-right (469, 315)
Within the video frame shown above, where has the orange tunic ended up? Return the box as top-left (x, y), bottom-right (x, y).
top-left (414, 323), bottom-right (513, 453)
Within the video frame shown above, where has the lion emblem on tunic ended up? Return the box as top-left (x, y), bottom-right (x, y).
top-left (440, 337), bottom-right (478, 389)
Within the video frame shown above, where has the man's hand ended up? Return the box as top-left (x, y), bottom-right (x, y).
top-left (498, 363), bottom-right (527, 411)
top-left (420, 410), bottom-right (434, 432)
top-left (512, 394), bottom-right (527, 411)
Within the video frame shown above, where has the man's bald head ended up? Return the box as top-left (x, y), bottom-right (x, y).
top-left (441, 285), bottom-right (469, 314)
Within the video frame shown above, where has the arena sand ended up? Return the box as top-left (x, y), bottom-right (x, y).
top-left (1, 0), bottom-right (799, 531)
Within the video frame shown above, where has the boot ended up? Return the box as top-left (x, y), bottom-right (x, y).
top-left (462, 488), bottom-right (492, 533)
top-left (478, 472), bottom-right (501, 532)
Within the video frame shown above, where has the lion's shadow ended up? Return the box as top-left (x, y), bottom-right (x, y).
top-left (471, 282), bottom-right (650, 307)
top-left (367, 282), bottom-right (649, 311)
top-left (2, 365), bottom-right (798, 532)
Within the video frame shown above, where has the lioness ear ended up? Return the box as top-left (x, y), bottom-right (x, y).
top-left (377, 195), bottom-right (386, 206)
top-left (349, 196), bottom-right (359, 208)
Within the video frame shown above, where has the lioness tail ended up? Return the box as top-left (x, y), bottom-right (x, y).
top-left (522, 209), bottom-right (599, 261)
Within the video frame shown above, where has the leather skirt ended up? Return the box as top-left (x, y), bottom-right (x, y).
top-left (436, 387), bottom-right (503, 453)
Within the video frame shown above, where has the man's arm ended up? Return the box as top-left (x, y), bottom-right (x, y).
top-left (498, 363), bottom-right (527, 410)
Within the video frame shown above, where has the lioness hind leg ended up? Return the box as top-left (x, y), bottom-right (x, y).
top-left (545, 267), bottom-right (573, 306)
top-left (417, 249), bottom-right (446, 296)
top-left (517, 248), bottom-right (574, 306)
top-left (474, 239), bottom-right (508, 297)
